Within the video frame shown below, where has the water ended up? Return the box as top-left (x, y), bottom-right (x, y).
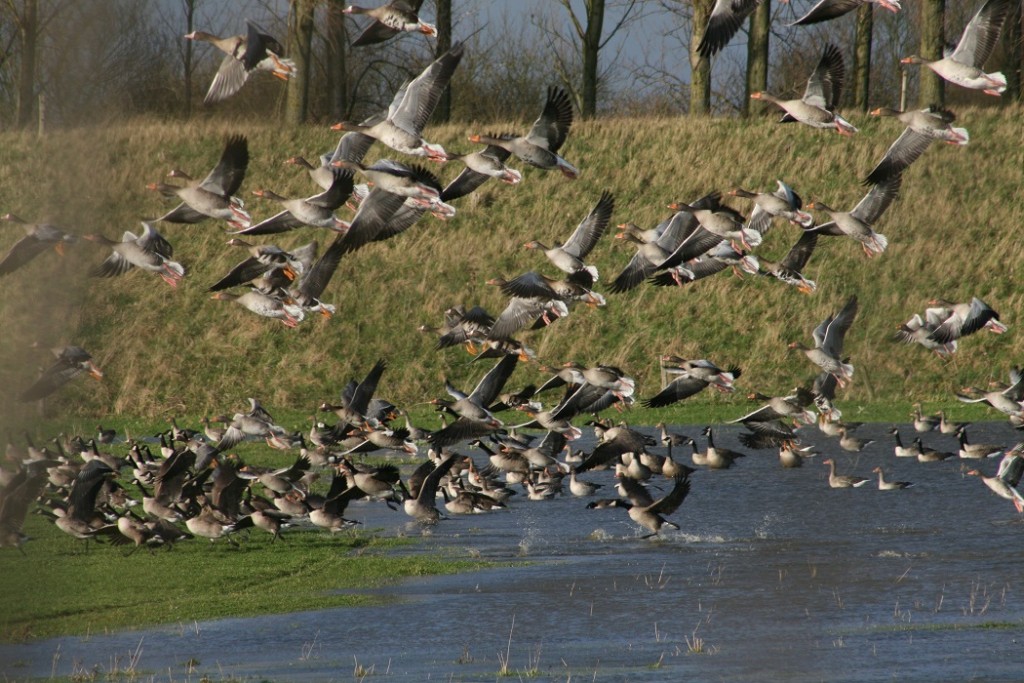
top-left (3, 422), bottom-right (1024, 682)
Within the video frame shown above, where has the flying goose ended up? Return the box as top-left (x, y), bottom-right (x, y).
top-left (901, 0), bottom-right (1014, 95)
top-left (186, 21), bottom-right (296, 104)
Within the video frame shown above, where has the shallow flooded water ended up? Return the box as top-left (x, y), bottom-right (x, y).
top-left (4, 422), bottom-right (1024, 681)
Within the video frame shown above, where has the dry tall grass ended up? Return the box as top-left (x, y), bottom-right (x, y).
top-left (1, 108), bottom-right (1021, 431)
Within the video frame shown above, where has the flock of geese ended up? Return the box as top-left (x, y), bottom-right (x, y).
top-left (2, 0), bottom-right (1023, 552)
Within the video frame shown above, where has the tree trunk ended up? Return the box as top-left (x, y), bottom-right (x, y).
top-left (918, 0), bottom-right (944, 107)
top-left (326, 0), bottom-right (348, 121)
top-left (285, 0), bottom-right (315, 125)
top-left (853, 2), bottom-right (872, 111)
top-left (690, 0), bottom-right (712, 115)
top-left (743, 0), bottom-right (770, 117)
top-left (1002, 0), bottom-right (1022, 101)
top-left (16, 0), bottom-right (38, 129)
top-left (434, 0), bottom-right (452, 121)
top-left (183, 0), bottom-right (195, 119)
top-left (581, 0), bottom-right (604, 119)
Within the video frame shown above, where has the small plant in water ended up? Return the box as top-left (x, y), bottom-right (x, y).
top-left (684, 625), bottom-right (717, 655)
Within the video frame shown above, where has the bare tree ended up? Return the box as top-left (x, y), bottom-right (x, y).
top-left (917, 0), bottom-right (944, 106)
top-left (743, 0), bottom-right (770, 116)
top-left (434, 0), bottom-right (452, 121)
top-left (534, 0), bottom-right (642, 118)
top-left (690, 0), bottom-right (713, 114)
top-left (325, 0), bottom-right (348, 120)
top-left (285, 0), bottom-right (315, 124)
top-left (1002, 0), bottom-right (1021, 101)
top-left (853, 3), bottom-right (872, 111)
top-left (7, 0), bottom-right (37, 127)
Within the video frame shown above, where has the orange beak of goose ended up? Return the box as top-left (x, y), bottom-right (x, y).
top-left (87, 362), bottom-right (104, 381)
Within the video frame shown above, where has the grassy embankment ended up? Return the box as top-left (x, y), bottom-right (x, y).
top-left (1, 110), bottom-right (1021, 433)
top-left (0, 509), bottom-right (487, 642)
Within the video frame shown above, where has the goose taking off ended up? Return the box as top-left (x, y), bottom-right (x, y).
top-left (186, 21), bottom-right (296, 104)
top-left (697, 0), bottom-right (763, 58)
top-left (524, 190), bottom-right (613, 281)
top-left (789, 295), bottom-right (859, 387)
top-left (901, 0), bottom-right (1014, 95)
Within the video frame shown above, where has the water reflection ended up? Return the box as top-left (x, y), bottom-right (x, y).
top-left (3, 422), bottom-right (1023, 681)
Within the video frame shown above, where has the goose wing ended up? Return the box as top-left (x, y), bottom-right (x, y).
top-left (389, 42), bottom-right (464, 135)
top-left (863, 127), bottom-right (933, 186)
top-left (199, 135), bottom-right (249, 196)
top-left (949, 0), bottom-right (1013, 67)
top-left (815, 295), bottom-right (859, 357)
top-left (849, 174), bottom-right (901, 223)
top-left (641, 375), bottom-right (709, 408)
top-left (790, 0), bottom-right (864, 25)
top-left (525, 86), bottom-right (574, 153)
top-left (698, 0), bottom-right (761, 58)
top-left (803, 44), bottom-right (845, 110)
top-left (561, 190), bottom-right (614, 259)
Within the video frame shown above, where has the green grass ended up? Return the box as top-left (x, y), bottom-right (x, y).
top-left (0, 513), bottom-right (486, 643)
top-left (1, 108), bottom-right (1021, 437)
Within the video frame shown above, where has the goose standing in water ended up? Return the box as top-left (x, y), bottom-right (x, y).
top-left (0, 214), bottom-right (77, 276)
top-left (186, 21), bottom-right (295, 103)
top-left (19, 346), bottom-right (103, 403)
top-left (805, 174), bottom-right (901, 257)
top-left (344, 1), bottom-right (436, 46)
top-left (84, 222), bottom-right (185, 287)
top-left (872, 467), bottom-right (914, 490)
top-left (469, 86), bottom-right (578, 178)
top-left (901, 0), bottom-right (1014, 96)
top-left (789, 295), bottom-right (858, 387)
top-left (148, 135), bottom-right (251, 229)
top-left (823, 458), bottom-right (868, 488)
top-left (751, 44), bottom-right (857, 135)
